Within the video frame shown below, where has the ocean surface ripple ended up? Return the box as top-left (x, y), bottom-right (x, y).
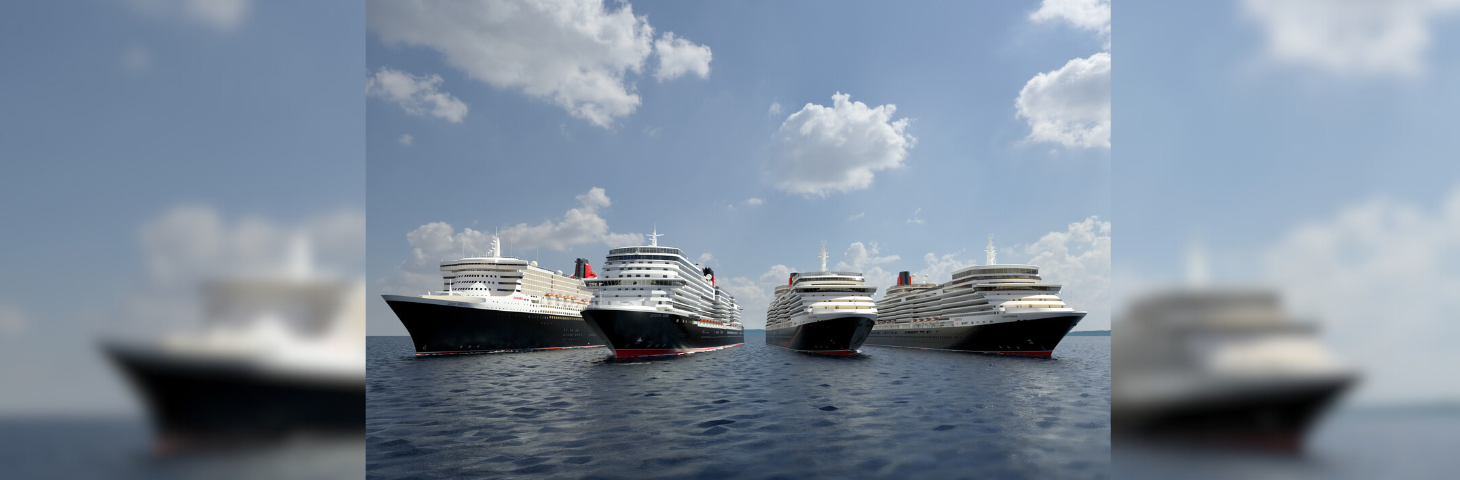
top-left (367, 333), bottom-right (1110, 479)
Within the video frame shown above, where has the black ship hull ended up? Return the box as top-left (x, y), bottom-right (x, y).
top-left (383, 295), bottom-right (603, 355)
top-left (865, 313), bottom-right (1084, 358)
top-left (103, 342), bottom-right (363, 446)
top-left (766, 316), bottom-right (876, 355)
top-left (1114, 374), bottom-right (1355, 452)
top-left (581, 308), bottom-right (744, 359)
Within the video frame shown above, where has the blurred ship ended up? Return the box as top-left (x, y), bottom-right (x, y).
top-left (765, 242), bottom-right (877, 354)
top-left (1113, 288), bottom-right (1356, 451)
top-left (581, 229), bottom-right (744, 358)
top-left (104, 237), bottom-right (365, 448)
top-left (866, 236), bottom-right (1085, 357)
top-left (382, 235), bottom-right (603, 355)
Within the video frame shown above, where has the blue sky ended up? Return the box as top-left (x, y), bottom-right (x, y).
top-left (1117, 0), bottom-right (1460, 403)
top-left (366, 0), bottom-right (1113, 334)
top-left (0, 1), bottom-right (363, 414)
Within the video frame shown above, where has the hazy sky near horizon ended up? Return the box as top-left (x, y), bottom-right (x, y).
top-left (365, 0), bottom-right (1113, 334)
top-left (1117, 0), bottom-right (1460, 404)
top-left (0, 1), bottom-right (364, 414)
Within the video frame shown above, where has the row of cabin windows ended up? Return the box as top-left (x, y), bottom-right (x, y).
top-left (608, 247), bottom-right (686, 256)
top-left (952, 268), bottom-right (1039, 279)
top-left (442, 285), bottom-right (515, 293)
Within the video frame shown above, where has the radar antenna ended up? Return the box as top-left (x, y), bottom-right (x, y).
top-left (986, 235), bottom-right (997, 266)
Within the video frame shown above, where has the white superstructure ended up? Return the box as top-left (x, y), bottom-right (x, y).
top-left (415, 235), bottom-right (592, 316)
top-left (876, 236), bottom-right (1082, 329)
top-left (584, 230), bottom-right (742, 328)
top-left (766, 242), bottom-right (879, 330)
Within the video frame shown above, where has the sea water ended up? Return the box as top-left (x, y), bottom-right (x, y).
top-left (365, 333), bottom-right (1111, 479)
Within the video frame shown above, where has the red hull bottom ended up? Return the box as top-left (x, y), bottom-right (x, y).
top-left (416, 345), bottom-right (604, 356)
top-left (864, 344), bottom-right (1054, 358)
top-left (611, 343), bottom-right (744, 359)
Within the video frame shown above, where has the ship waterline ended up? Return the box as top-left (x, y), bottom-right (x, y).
top-left (764, 243), bottom-right (881, 354)
top-left (869, 237), bottom-right (1085, 358)
top-left (765, 315), bottom-right (876, 355)
top-left (866, 311), bottom-right (1084, 357)
top-left (581, 309), bottom-right (744, 359)
top-left (384, 295), bottom-right (603, 354)
top-left (582, 230), bottom-right (745, 358)
top-left (383, 234), bottom-right (604, 355)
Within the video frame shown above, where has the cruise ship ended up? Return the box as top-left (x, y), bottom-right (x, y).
top-left (1113, 288), bottom-right (1355, 451)
top-left (104, 237), bottom-right (364, 448)
top-left (866, 237), bottom-right (1085, 357)
top-left (382, 235), bottom-right (604, 355)
top-left (580, 230), bottom-right (744, 358)
top-left (765, 243), bottom-right (878, 354)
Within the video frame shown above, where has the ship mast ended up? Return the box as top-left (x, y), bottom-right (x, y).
top-left (648, 225), bottom-right (662, 247)
top-left (986, 235), bottom-right (997, 266)
top-left (819, 241), bottom-right (828, 272)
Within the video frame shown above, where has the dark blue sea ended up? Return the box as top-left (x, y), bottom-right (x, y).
top-left (0, 416), bottom-right (361, 480)
top-left (365, 333), bottom-right (1112, 479)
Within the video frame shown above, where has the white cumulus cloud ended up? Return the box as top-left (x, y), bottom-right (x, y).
top-left (137, 205), bottom-right (364, 285)
top-left (1265, 185), bottom-right (1460, 403)
top-left (1030, 0), bottom-right (1111, 35)
top-left (367, 0), bottom-right (711, 129)
top-left (745, 198), bottom-right (763, 206)
top-left (1016, 52), bottom-right (1111, 149)
top-left (653, 32), bottom-right (712, 81)
top-left (367, 67), bottom-right (469, 123)
top-left (387, 188), bottom-right (640, 296)
top-left (719, 265), bottom-right (798, 329)
top-left (398, 134), bottom-right (414, 145)
top-left (768, 101), bottom-right (782, 117)
top-left (846, 212), bottom-right (865, 221)
top-left (1014, 216), bottom-right (1111, 330)
top-left (498, 188), bottom-right (643, 251)
top-left (769, 92), bottom-right (916, 196)
top-left (127, 0), bottom-right (251, 32)
top-left (906, 208), bottom-right (925, 225)
top-left (835, 241), bottom-right (902, 293)
top-left (1243, 0), bottom-right (1460, 78)
top-left (125, 205), bottom-right (364, 333)
top-left (835, 242), bottom-right (901, 273)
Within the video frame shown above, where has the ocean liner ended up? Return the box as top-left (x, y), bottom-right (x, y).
top-left (1113, 288), bottom-right (1355, 451)
top-left (104, 237), bottom-right (364, 447)
top-left (580, 229), bottom-right (744, 358)
top-left (866, 236), bottom-right (1085, 357)
top-left (765, 243), bottom-right (878, 354)
top-left (382, 235), bottom-right (604, 355)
